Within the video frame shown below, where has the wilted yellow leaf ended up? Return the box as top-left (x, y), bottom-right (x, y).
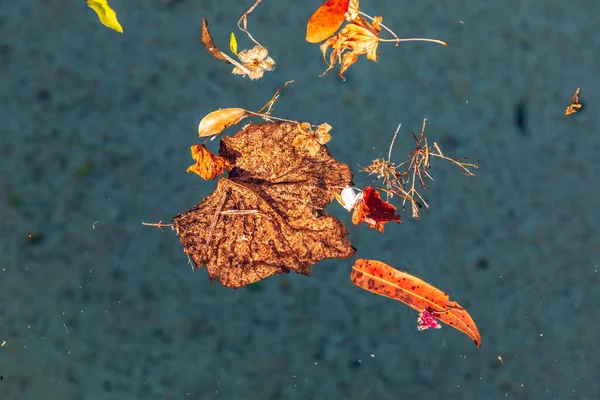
top-left (230, 32), bottom-right (238, 55)
top-left (87, 0), bottom-right (123, 33)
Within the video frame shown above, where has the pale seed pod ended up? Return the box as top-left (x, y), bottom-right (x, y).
top-left (198, 108), bottom-right (248, 138)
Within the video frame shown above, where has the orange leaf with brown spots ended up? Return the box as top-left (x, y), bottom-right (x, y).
top-left (350, 259), bottom-right (482, 348)
top-left (186, 144), bottom-right (233, 180)
top-left (306, 0), bottom-right (350, 43)
top-left (351, 186), bottom-right (400, 232)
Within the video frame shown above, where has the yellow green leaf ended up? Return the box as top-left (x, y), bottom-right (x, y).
top-left (87, 0), bottom-right (124, 33)
top-left (230, 32), bottom-right (238, 55)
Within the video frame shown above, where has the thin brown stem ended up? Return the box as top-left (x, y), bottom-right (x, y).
top-left (238, 0), bottom-right (263, 47)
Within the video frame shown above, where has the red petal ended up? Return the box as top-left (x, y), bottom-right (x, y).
top-left (351, 186), bottom-right (401, 232)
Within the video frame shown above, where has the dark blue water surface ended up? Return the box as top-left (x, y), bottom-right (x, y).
top-left (1, 0), bottom-right (599, 399)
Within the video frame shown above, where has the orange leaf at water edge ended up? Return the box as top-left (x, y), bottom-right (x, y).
top-left (351, 186), bottom-right (400, 232)
top-left (350, 259), bottom-right (482, 348)
top-left (306, 0), bottom-right (351, 43)
top-left (186, 144), bottom-right (233, 180)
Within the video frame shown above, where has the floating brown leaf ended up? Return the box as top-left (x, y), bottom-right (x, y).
top-left (172, 122), bottom-right (356, 289)
top-left (186, 144), bottom-right (233, 180)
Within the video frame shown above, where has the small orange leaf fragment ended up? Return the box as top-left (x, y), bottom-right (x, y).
top-left (565, 87), bottom-right (582, 115)
top-left (186, 144), bottom-right (233, 180)
top-left (306, 0), bottom-right (351, 43)
top-left (198, 108), bottom-right (248, 138)
top-left (350, 259), bottom-right (482, 348)
top-left (351, 186), bottom-right (400, 232)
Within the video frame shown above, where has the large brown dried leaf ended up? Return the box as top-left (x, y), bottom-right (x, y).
top-left (172, 122), bottom-right (356, 289)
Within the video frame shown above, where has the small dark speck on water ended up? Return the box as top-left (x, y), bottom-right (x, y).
top-left (514, 101), bottom-right (527, 135)
top-left (35, 89), bottom-right (52, 103)
top-left (476, 257), bottom-right (490, 270)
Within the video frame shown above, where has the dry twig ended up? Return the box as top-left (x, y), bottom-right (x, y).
top-left (363, 119), bottom-right (478, 219)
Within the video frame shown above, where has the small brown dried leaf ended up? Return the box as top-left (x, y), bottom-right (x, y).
top-left (292, 122), bottom-right (332, 157)
top-left (173, 122), bottom-right (355, 289)
top-left (186, 144), bottom-right (233, 180)
top-left (198, 108), bottom-right (248, 138)
top-left (201, 17), bottom-right (227, 61)
top-left (565, 87), bottom-right (582, 115)
top-left (320, 15), bottom-right (382, 79)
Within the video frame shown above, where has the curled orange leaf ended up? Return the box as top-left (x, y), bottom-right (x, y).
top-left (351, 259), bottom-right (482, 348)
top-left (198, 108), bottom-right (248, 138)
top-left (351, 186), bottom-right (400, 232)
top-left (319, 15), bottom-right (381, 79)
top-left (186, 144), bottom-right (233, 180)
top-left (306, 0), bottom-right (350, 43)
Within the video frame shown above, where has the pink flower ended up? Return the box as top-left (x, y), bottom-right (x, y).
top-left (417, 307), bottom-right (441, 331)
